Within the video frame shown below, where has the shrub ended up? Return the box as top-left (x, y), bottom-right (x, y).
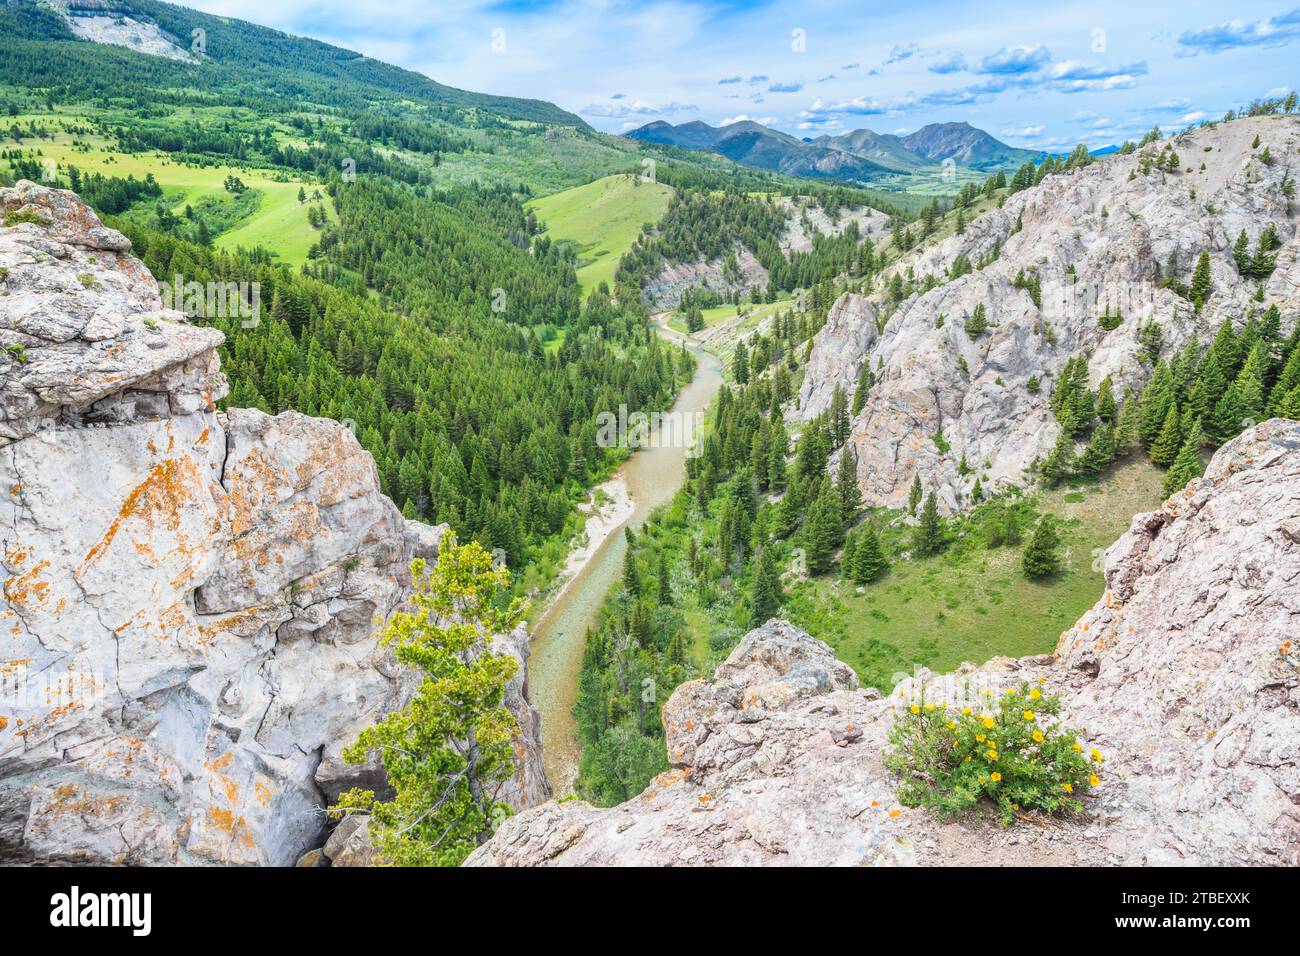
top-left (4, 210), bottom-right (50, 228)
top-left (885, 682), bottom-right (1100, 823)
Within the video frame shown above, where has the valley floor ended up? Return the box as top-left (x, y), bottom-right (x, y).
top-left (787, 457), bottom-right (1165, 689)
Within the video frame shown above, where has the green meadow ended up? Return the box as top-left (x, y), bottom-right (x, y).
top-left (786, 458), bottom-right (1166, 690)
top-left (8, 108), bottom-right (333, 267)
top-left (527, 173), bottom-right (674, 295)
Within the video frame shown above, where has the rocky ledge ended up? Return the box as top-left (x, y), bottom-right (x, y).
top-left (798, 115), bottom-right (1300, 514)
top-left (469, 420), bottom-right (1300, 866)
top-left (0, 183), bottom-right (549, 864)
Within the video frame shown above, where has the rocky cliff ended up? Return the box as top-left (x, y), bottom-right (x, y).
top-left (468, 419), bottom-right (1300, 866)
top-left (0, 182), bottom-right (548, 864)
top-left (799, 115), bottom-right (1300, 513)
top-left (643, 198), bottom-right (890, 313)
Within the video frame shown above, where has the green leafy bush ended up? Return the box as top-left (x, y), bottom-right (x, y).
top-left (885, 681), bottom-right (1100, 823)
top-left (4, 210), bottom-right (50, 228)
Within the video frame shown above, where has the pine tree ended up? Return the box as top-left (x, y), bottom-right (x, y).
top-left (913, 492), bottom-right (943, 556)
top-left (1163, 418), bottom-right (1205, 496)
top-left (1232, 229), bottom-right (1251, 274)
top-left (1114, 396), bottom-right (1139, 457)
top-left (1277, 384), bottom-right (1300, 418)
top-left (850, 523), bottom-right (888, 583)
top-left (1234, 342), bottom-right (1268, 424)
top-left (1096, 375), bottom-right (1117, 425)
top-left (965, 302), bottom-right (989, 336)
top-left (732, 339), bottom-right (749, 384)
top-left (1038, 427), bottom-right (1075, 486)
top-left (622, 548), bottom-right (641, 597)
top-left (1022, 515), bottom-right (1061, 579)
top-left (1078, 422), bottom-right (1115, 474)
top-left (1138, 362), bottom-right (1174, 448)
top-left (1269, 343), bottom-right (1300, 414)
top-left (1209, 381), bottom-right (1245, 445)
top-left (657, 551), bottom-right (672, 606)
top-left (749, 546), bottom-right (784, 626)
top-left (332, 536), bottom-right (525, 866)
top-left (835, 450), bottom-right (861, 525)
top-left (907, 474), bottom-right (923, 516)
top-left (829, 383), bottom-right (850, 446)
top-left (1190, 250), bottom-right (1212, 312)
top-left (1150, 404), bottom-right (1183, 466)
top-left (851, 362), bottom-right (874, 415)
top-left (803, 478), bottom-right (841, 575)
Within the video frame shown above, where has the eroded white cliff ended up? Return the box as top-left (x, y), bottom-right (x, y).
top-left (799, 115), bottom-right (1300, 513)
top-left (0, 182), bottom-right (548, 864)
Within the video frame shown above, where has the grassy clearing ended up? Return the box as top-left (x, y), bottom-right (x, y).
top-left (527, 173), bottom-right (673, 295)
top-left (5, 109), bottom-right (333, 266)
top-left (785, 457), bottom-right (1166, 691)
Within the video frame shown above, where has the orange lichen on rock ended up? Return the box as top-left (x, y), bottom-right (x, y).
top-left (82, 457), bottom-right (201, 570)
top-left (205, 750), bottom-right (234, 773)
top-left (3, 553), bottom-right (51, 610)
top-left (205, 806), bottom-right (257, 852)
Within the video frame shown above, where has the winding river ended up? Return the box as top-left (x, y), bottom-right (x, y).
top-left (527, 329), bottom-right (724, 793)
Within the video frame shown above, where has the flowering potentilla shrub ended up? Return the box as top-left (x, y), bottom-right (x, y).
top-left (884, 681), bottom-right (1101, 824)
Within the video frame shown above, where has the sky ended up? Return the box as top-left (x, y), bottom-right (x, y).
top-left (182, 0), bottom-right (1299, 149)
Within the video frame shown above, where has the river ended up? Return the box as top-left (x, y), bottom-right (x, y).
top-left (527, 328), bottom-right (724, 793)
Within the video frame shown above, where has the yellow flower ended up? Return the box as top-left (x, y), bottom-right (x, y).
top-left (1032, 730), bottom-right (1045, 743)
top-left (910, 705), bottom-right (921, 715)
top-left (961, 707), bottom-right (972, 715)
top-left (978, 776), bottom-right (987, 785)
top-left (1089, 773), bottom-right (1100, 787)
top-left (975, 735), bottom-right (985, 743)
top-left (990, 772), bottom-right (1002, 782)
top-left (983, 717), bottom-right (996, 729)
top-left (946, 721), bottom-right (957, 729)
top-left (964, 755), bottom-right (972, 762)
top-left (987, 750), bottom-right (999, 761)
top-left (1072, 741), bottom-right (1082, 752)
top-left (1023, 710), bottom-right (1036, 722)
top-left (1029, 688), bottom-right (1041, 700)
top-left (1062, 782), bottom-right (1073, 794)
top-left (889, 808), bottom-right (901, 818)
top-left (1090, 749), bottom-right (1103, 763)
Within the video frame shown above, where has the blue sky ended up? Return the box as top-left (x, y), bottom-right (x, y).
top-left (186, 0), bottom-right (1298, 148)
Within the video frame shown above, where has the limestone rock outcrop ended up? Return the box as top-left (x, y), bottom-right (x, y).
top-left (468, 420), bottom-right (1300, 866)
top-left (0, 183), bottom-right (548, 864)
top-left (799, 115), bottom-right (1300, 513)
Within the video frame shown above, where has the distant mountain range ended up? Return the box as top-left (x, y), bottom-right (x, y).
top-left (626, 119), bottom-right (1046, 183)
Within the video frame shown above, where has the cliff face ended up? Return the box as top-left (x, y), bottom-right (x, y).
top-left (0, 182), bottom-right (548, 864)
top-left (469, 420), bottom-right (1300, 866)
top-left (799, 115), bottom-right (1300, 513)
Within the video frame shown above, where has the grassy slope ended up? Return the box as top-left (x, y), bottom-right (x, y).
top-left (11, 107), bottom-right (333, 266)
top-left (786, 457), bottom-right (1165, 690)
top-left (527, 174), bottom-right (674, 295)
